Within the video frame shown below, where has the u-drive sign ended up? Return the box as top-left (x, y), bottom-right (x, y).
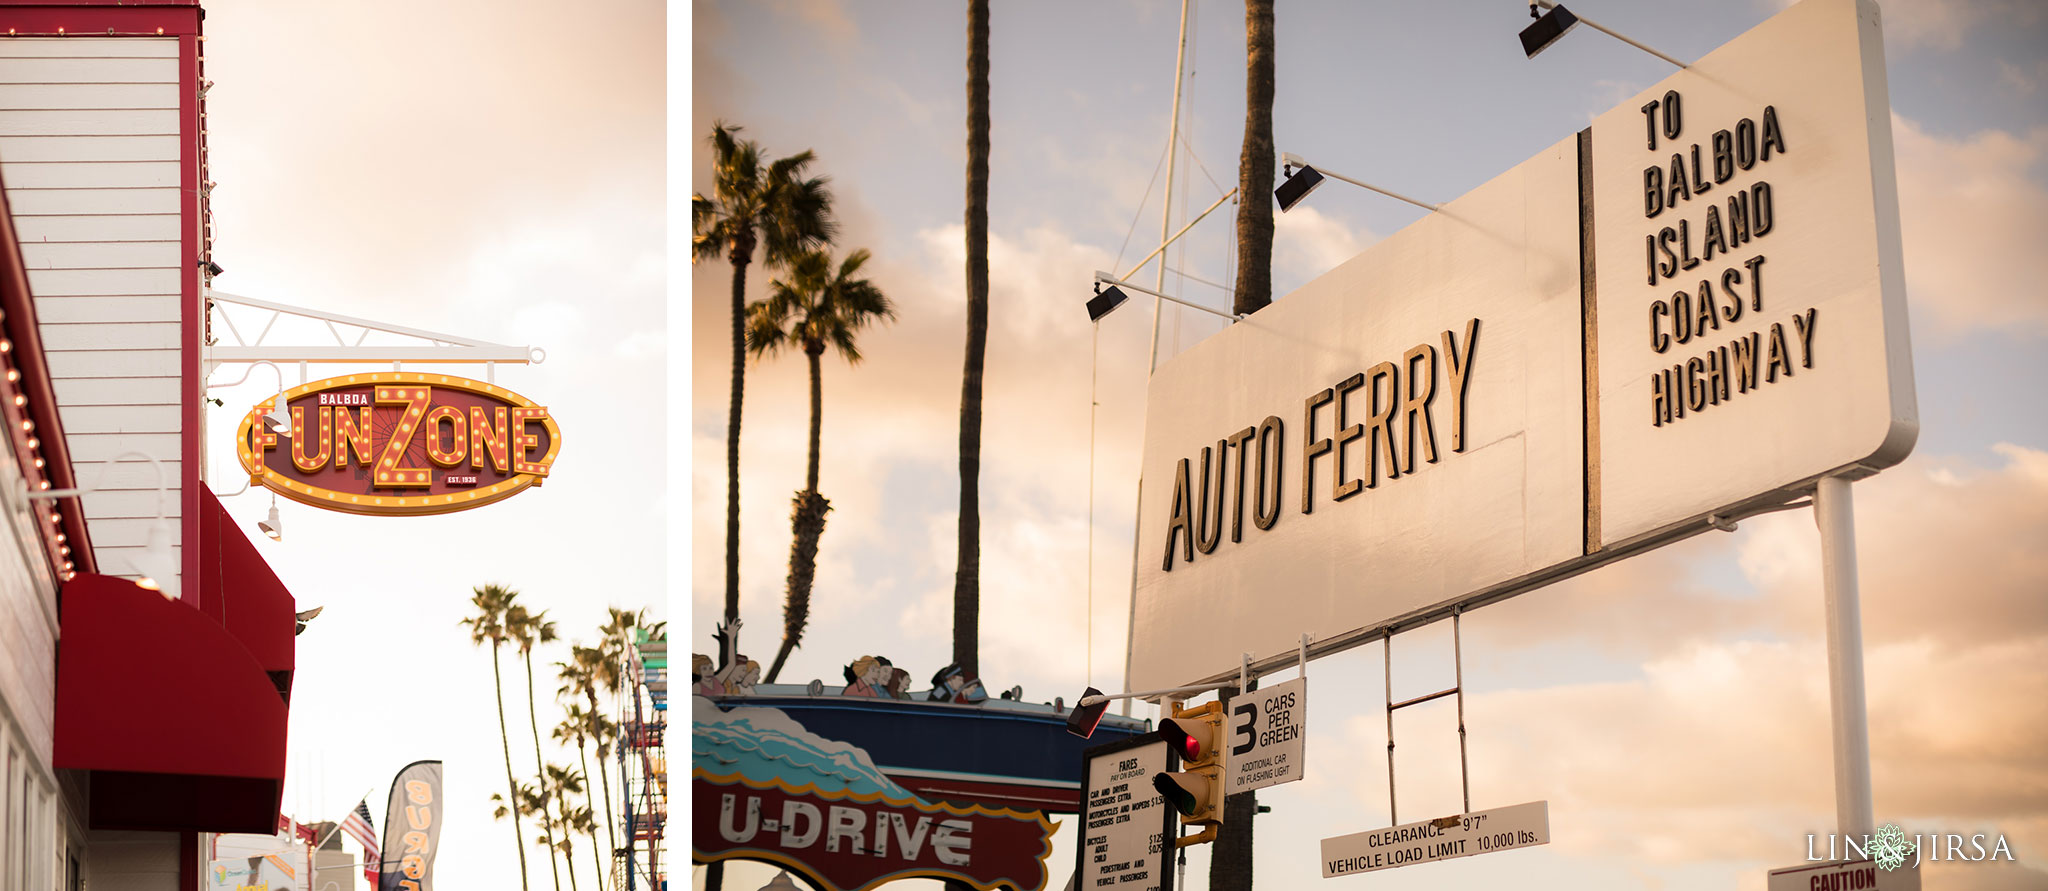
top-left (1225, 678), bottom-right (1307, 794)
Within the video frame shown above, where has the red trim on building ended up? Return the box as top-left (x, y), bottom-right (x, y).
top-left (179, 16), bottom-right (204, 626)
top-left (0, 3), bottom-right (200, 36)
top-left (0, 168), bottom-right (93, 577)
top-left (180, 832), bottom-right (199, 891)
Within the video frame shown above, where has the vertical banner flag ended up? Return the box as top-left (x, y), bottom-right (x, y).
top-left (376, 761), bottom-right (444, 891)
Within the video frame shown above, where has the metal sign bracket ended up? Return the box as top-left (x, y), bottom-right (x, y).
top-left (1383, 607), bottom-right (1473, 824)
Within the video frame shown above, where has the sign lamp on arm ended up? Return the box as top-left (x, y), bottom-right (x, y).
top-left (1086, 272), bottom-right (1240, 324)
top-left (28, 451), bottom-right (177, 599)
top-left (1520, 1), bottom-right (1689, 68)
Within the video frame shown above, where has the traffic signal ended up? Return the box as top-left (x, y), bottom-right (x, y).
top-left (1152, 701), bottom-right (1226, 827)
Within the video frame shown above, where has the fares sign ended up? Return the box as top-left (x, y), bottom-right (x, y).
top-left (1077, 737), bottom-right (1175, 891)
top-left (237, 372), bottom-right (559, 516)
top-left (1130, 0), bottom-right (1913, 690)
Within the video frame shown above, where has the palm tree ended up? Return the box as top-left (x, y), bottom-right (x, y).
top-left (511, 782), bottom-right (562, 889)
top-left (558, 644), bottom-right (621, 881)
top-left (560, 802), bottom-right (600, 890)
top-left (554, 697), bottom-right (614, 890)
top-left (693, 123), bottom-right (838, 631)
top-left (462, 585), bottom-right (532, 891)
top-left (747, 247), bottom-right (896, 681)
top-left (509, 606), bottom-right (564, 891)
top-left (541, 763), bottom-right (589, 891)
top-left (1233, 0), bottom-right (1275, 315)
top-left (955, 0), bottom-right (991, 687)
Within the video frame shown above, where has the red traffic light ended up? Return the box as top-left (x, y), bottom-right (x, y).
top-left (1159, 718), bottom-right (1202, 761)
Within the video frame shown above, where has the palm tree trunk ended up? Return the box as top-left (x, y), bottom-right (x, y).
top-left (725, 249), bottom-right (753, 625)
top-left (577, 740), bottom-right (606, 891)
top-left (805, 347), bottom-right (823, 493)
top-left (493, 644), bottom-right (532, 890)
top-left (527, 655), bottom-right (563, 891)
top-left (767, 347), bottom-right (831, 684)
top-left (955, 0), bottom-right (990, 682)
top-left (1233, 0), bottom-right (1276, 315)
top-left (586, 689), bottom-right (620, 877)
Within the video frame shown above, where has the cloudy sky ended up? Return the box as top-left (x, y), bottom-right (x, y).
top-left (197, 1), bottom-right (664, 887)
top-left (689, 1), bottom-right (2045, 888)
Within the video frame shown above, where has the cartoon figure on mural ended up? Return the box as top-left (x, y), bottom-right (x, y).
top-left (885, 667), bottom-right (913, 700)
top-left (719, 658), bottom-right (761, 696)
top-left (693, 619), bottom-right (759, 697)
top-left (694, 653), bottom-right (725, 697)
top-left (841, 656), bottom-right (892, 697)
top-left (927, 663), bottom-right (988, 704)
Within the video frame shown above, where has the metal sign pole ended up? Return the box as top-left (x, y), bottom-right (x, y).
top-left (1384, 636), bottom-right (1397, 825)
top-left (1815, 475), bottom-right (1875, 840)
top-left (1453, 608), bottom-right (1470, 816)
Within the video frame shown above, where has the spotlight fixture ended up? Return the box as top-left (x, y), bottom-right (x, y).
top-left (1089, 272), bottom-right (1238, 322)
top-left (1518, 1), bottom-right (1686, 68)
top-left (1274, 152), bottom-right (1441, 213)
top-left (200, 259), bottom-right (225, 278)
top-left (294, 605), bottom-right (323, 636)
top-left (262, 398), bottom-right (290, 434)
top-left (1520, 2), bottom-right (1581, 59)
top-left (259, 497), bottom-right (282, 541)
top-left (1275, 161), bottom-right (1328, 213)
top-left (1087, 282), bottom-right (1130, 323)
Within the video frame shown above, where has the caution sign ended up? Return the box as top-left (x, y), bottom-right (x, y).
top-left (1224, 678), bottom-right (1306, 795)
top-left (1076, 737), bottom-right (1176, 891)
top-left (1766, 859), bottom-right (1920, 891)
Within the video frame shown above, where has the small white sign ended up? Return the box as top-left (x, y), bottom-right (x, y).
top-left (1224, 678), bottom-right (1307, 794)
top-left (1766, 859), bottom-right (1921, 891)
top-left (1320, 800), bottom-right (1550, 878)
top-left (1079, 740), bottom-right (1173, 891)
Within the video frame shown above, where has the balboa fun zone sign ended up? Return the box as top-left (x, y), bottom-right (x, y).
top-left (237, 372), bottom-right (560, 516)
top-left (1131, 0), bottom-right (1915, 691)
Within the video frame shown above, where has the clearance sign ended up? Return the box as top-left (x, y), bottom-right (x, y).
top-left (237, 372), bottom-right (560, 516)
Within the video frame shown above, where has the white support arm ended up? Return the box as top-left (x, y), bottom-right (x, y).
top-left (1094, 273), bottom-right (1241, 322)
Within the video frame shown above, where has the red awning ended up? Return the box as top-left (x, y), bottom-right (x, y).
top-left (53, 573), bottom-right (288, 833)
top-left (190, 488), bottom-right (295, 697)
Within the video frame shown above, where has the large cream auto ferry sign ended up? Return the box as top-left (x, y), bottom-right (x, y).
top-left (1130, 0), bottom-right (1914, 691)
top-left (237, 371), bottom-right (560, 516)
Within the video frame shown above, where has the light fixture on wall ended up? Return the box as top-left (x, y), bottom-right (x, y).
top-left (28, 450), bottom-right (177, 599)
top-left (207, 359), bottom-right (291, 433)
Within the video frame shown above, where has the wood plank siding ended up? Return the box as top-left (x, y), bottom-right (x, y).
top-left (0, 38), bottom-right (183, 587)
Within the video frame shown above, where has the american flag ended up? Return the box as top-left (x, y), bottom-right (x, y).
top-left (340, 799), bottom-right (380, 884)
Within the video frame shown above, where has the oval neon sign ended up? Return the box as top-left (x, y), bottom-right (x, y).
top-left (236, 372), bottom-right (560, 516)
